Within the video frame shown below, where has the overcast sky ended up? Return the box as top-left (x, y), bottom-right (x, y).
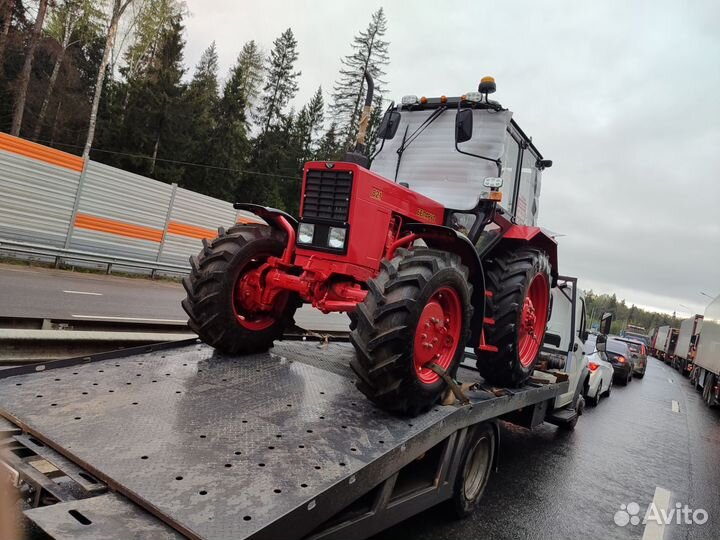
top-left (183, 0), bottom-right (720, 317)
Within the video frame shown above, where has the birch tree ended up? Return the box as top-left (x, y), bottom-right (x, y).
top-left (82, 0), bottom-right (135, 160)
top-left (32, 0), bottom-right (102, 140)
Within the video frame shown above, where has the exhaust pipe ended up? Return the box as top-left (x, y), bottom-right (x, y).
top-left (344, 70), bottom-right (374, 167)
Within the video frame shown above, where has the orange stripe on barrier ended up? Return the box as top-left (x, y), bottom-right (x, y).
top-left (74, 213), bottom-right (163, 243)
top-left (0, 132), bottom-right (84, 172)
top-left (167, 221), bottom-right (216, 240)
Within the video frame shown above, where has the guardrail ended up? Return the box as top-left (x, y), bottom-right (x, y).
top-left (0, 238), bottom-right (190, 275)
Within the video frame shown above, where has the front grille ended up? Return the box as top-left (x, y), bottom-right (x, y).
top-left (302, 169), bottom-right (352, 222)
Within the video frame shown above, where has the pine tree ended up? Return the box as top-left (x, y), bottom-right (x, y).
top-left (256, 27), bottom-right (300, 134)
top-left (331, 8), bottom-right (389, 148)
top-left (291, 86), bottom-right (324, 164)
top-left (180, 42), bottom-right (221, 195)
top-left (316, 121), bottom-right (341, 160)
top-left (207, 49), bottom-right (255, 194)
top-left (235, 40), bottom-right (264, 111)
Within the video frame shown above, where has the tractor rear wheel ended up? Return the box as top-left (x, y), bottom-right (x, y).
top-left (477, 248), bottom-right (551, 387)
top-left (350, 248), bottom-right (473, 416)
top-left (182, 224), bottom-right (300, 354)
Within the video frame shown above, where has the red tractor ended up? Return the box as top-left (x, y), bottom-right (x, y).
top-left (183, 74), bottom-right (557, 415)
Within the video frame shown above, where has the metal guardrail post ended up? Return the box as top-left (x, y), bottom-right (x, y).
top-left (153, 183), bottom-right (178, 277)
top-left (63, 158), bottom-right (90, 250)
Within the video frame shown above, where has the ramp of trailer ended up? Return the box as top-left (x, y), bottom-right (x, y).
top-left (0, 341), bottom-right (565, 540)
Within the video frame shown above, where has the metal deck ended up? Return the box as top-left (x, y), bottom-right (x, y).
top-left (0, 340), bottom-right (566, 540)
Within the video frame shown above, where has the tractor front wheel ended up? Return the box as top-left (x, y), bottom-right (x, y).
top-left (477, 248), bottom-right (551, 387)
top-left (182, 224), bottom-right (300, 354)
top-left (350, 248), bottom-right (473, 416)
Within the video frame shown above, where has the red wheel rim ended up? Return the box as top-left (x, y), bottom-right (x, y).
top-left (518, 272), bottom-right (549, 367)
top-left (232, 255), bottom-right (284, 331)
top-left (413, 286), bottom-right (463, 385)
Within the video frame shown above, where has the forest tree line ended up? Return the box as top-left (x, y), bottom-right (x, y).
top-left (0, 0), bottom-right (390, 214)
top-left (584, 291), bottom-right (682, 336)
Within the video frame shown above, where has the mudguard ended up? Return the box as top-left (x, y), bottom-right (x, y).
top-left (233, 203), bottom-right (298, 230)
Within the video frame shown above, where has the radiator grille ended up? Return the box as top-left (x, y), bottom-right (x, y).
top-left (302, 170), bottom-right (352, 222)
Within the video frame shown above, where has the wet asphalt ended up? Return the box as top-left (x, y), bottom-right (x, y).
top-left (373, 358), bottom-right (720, 540)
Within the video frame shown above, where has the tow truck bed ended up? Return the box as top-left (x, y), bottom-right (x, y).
top-left (0, 339), bottom-right (568, 540)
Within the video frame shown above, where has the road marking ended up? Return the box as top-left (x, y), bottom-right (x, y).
top-left (642, 486), bottom-right (672, 540)
top-left (63, 290), bottom-right (103, 296)
top-left (671, 400), bottom-right (680, 413)
top-left (71, 315), bottom-right (186, 323)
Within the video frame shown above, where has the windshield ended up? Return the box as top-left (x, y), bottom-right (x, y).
top-left (370, 108), bottom-right (512, 211)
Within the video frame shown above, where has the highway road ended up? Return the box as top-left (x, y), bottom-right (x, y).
top-left (0, 263), bottom-right (350, 331)
top-left (375, 358), bottom-right (720, 540)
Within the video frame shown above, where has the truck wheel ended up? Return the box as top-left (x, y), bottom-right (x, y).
top-left (476, 248), bottom-right (551, 387)
top-left (182, 224), bottom-right (300, 354)
top-left (703, 374), bottom-right (717, 407)
top-left (452, 423), bottom-right (496, 518)
top-left (350, 248), bottom-right (473, 416)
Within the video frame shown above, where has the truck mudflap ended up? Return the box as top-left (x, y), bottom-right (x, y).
top-left (0, 341), bottom-right (567, 540)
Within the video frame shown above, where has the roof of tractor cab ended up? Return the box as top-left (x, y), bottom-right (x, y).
top-left (394, 96), bottom-right (545, 160)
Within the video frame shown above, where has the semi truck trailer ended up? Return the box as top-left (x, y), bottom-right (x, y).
top-left (672, 315), bottom-right (703, 376)
top-left (692, 294), bottom-right (720, 408)
top-left (652, 325), bottom-right (678, 362)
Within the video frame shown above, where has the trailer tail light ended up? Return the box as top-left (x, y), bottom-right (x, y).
top-left (588, 362), bottom-right (599, 372)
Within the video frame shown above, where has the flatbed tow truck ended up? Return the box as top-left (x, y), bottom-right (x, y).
top-left (0, 332), bottom-right (577, 540)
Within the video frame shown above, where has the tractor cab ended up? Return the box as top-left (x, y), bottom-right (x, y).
top-left (370, 78), bottom-right (551, 232)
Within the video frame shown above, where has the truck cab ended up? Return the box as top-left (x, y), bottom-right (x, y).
top-left (534, 276), bottom-right (589, 427)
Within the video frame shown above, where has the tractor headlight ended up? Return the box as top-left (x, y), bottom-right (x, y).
top-left (328, 227), bottom-right (347, 249)
top-left (298, 223), bottom-right (315, 244)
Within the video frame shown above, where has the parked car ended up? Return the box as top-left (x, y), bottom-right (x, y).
top-left (614, 337), bottom-right (647, 378)
top-left (584, 350), bottom-right (614, 406)
top-left (604, 339), bottom-right (633, 386)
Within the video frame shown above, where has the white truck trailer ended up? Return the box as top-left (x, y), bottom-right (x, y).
top-left (672, 315), bottom-right (703, 376)
top-left (652, 325), bottom-right (671, 360)
top-left (693, 294), bottom-right (720, 407)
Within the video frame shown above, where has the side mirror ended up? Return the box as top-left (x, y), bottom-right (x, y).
top-left (377, 110), bottom-right (401, 140)
top-left (596, 334), bottom-right (607, 353)
top-left (455, 109), bottom-right (473, 143)
top-left (538, 159), bottom-right (553, 169)
top-left (599, 312), bottom-right (613, 336)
